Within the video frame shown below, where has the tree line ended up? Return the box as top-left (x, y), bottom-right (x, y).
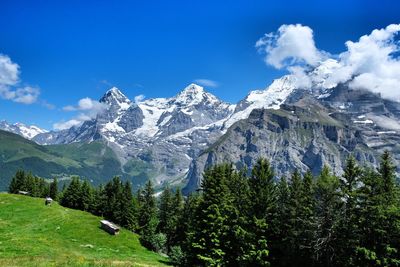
top-left (8, 151), bottom-right (400, 266)
top-left (8, 170), bottom-right (58, 199)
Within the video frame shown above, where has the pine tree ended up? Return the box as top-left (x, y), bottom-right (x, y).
top-left (60, 176), bottom-right (82, 209)
top-left (49, 177), bottom-right (58, 200)
top-left (12, 170), bottom-right (26, 193)
top-left (314, 166), bottom-right (342, 267)
top-left (118, 181), bottom-right (137, 231)
top-left (337, 155), bottom-right (362, 266)
top-left (24, 173), bottom-right (35, 195)
top-left (273, 176), bottom-right (291, 266)
top-left (137, 180), bottom-right (158, 251)
top-left (103, 176), bottom-right (123, 222)
top-left (286, 170), bottom-right (304, 265)
top-left (298, 170), bottom-right (316, 266)
top-left (80, 180), bottom-right (93, 211)
top-left (249, 158), bottom-right (276, 220)
top-left (190, 164), bottom-right (239, 266)
top-left (8, 174), bottom-right (19, 194)
top-left (378, 150), bottom-right (397, 205)
top-left (158, 186), bottom-right (184, 252)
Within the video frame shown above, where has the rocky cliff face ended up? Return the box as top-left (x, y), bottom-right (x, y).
top-left (183, 88), bottom-right (400, 193)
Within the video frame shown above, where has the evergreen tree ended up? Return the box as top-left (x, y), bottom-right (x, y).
top-left (10, 170), bottom-right (26, 193)
top-left (49, 177), bottom-right (58, 200)
top-left (80, 180), bottom-right (93, 211)
top-left (378, 150), bottom-right (397, 205)
top-left (314, 166), bottom-right (342, 267)
top-left (118, 181), bottom-right (137, 231)
top-left (60, 177), bottom-right (82, 209)
top-left (137, 180), bottom-right (158, 251)
top-left (8, 173), bottom-right (19, 194)
top-left (285, 170), bottom-right (304, 265)
top-left (298, 170), bottom-right (316, 266)
top-left (273, 176), bottom-right (291, 266)
top-left (190, 164), bottom-right (242, 266)
top-left (247, 158), bottom-right (275, 266)
top-left (158, 186), bottom-right (184, 252)
top-left (337, 155), bottom-right (362, 266)
top-left (356, 152), bottom-right (400, 266)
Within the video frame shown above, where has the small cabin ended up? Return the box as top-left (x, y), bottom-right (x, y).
top-left (45, 197), bottom-right (53, 205)
top-left (100, 220), bottom-right (120, 235)
top-left (18, 191), bottom-right (29, 195)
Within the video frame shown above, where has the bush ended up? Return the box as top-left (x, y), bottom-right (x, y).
top-left (150, 232), bottom-right (167, 254)
top-left (168, 246), bottom-right (185, 266)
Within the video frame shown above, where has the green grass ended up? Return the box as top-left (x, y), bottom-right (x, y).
top-left (0, 193), bottom-right (169, 267)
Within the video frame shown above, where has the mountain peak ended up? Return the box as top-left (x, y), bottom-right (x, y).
top-left (175, 83), bottom-right (221, 106)
top-left (100, 87), bottom-right (131, 109)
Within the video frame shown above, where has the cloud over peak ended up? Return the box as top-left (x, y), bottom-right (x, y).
top-left (257, 23), bottom-right (400, 101)
top-left (256, 24), bottom-right (327, 69)
top-left (55, 97), bottom-right (107, 130)
top-left (193, 79), bottom-right (219, 88)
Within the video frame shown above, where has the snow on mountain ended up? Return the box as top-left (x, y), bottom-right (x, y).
top-left (29, 70), bottom-right (344, 188)
top-left (222, 75), bottom-right (297, 130)
top-left (99, 87), bottom-right (131, 110)
top-left (0, 121), bottom-right (48, 139)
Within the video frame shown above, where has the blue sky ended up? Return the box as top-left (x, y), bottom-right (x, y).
top-left (1, 0), bottom-right (400, 129)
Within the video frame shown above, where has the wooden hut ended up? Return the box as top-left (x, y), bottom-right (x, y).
top-left (100, 220), bottom-right (120, 235)
top-left (45, 197), bottom-right (53, 205)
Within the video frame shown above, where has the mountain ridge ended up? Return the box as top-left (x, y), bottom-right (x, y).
top-left (1, 69), bottom-right (400, 193)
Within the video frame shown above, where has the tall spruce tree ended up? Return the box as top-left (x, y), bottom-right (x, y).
top-left (285, 170), bottom-right (304, 265)
top-left (337, 155), bottom-right (362, 266)
top-left (49, 177), bottom-right (58, 200)
top-left (137, 180), bottom-right (158, 251)
top-left (273, 176), bottom-right (291, 267)
top-left (118, 181), bottom-right (137, 231)
top-left (60, 176), bottom-right (82, 209)
top-left (190, 164), bottom-right (243, 266)
top-left (314, 166), bottom-right (342, 267)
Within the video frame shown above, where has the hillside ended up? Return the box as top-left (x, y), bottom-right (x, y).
top-left (0, 130), bottom-right (129, 191)
top-left (0, 193), bottom-right (168, 266)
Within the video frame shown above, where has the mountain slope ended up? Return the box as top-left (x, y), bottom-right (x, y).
top-left (184, 88), bottom-right (400, 193)
top-left (0, 130), bottom-right (126, 191)
top-left (0, 193), bottom-right (167, 266)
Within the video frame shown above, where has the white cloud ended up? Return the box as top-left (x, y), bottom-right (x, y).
top-left (134, 94), bottom-right (145, 103)
top-left (193, 79), bottom-right (219, 88)
top-left (56, 97), bottom-right (107, 130)
top-left (256, 24), bottom-right (326, 69)
top-left (63, 97), bottom-right (106, 112)
top-left (0, 54), bottom-right (41, 104)
top-left (257, 23), bottom-right (400, 101)
top-left (13, 86), bottom-right (40, 104)
top-left (0, 54), bottom-right (19, 86)
top-left (53, 119), bottom-right (82, 130)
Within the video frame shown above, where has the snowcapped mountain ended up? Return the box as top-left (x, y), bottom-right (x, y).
top-left (0, 121), bottom-right (48, 139)
top-left (29, 70), bottom-right (341, 188)
top-left (32, 83), bottom-right (237, 187)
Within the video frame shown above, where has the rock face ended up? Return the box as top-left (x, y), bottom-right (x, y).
top-left (183, 86), bottom-right (400, 193)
